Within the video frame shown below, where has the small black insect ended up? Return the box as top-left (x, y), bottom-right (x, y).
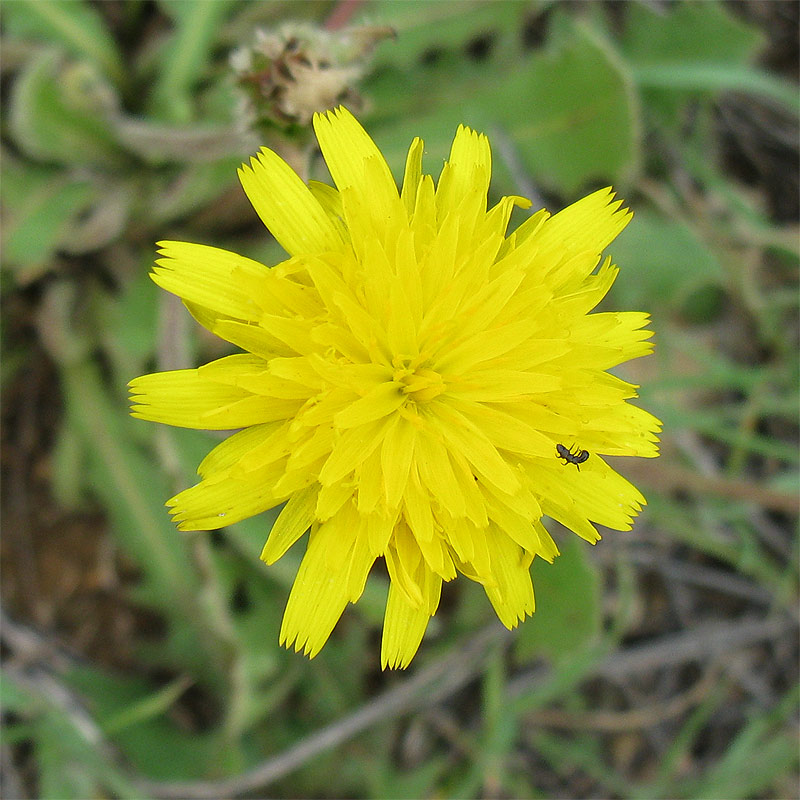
top-left (556, 443), bottom-right (589, 470)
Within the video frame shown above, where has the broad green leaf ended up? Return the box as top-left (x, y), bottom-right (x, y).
top-left (618, 1), bottom-right (783, 121)
top-left (366, 17), bottom-right (640, 195)
top-left (365, 0), bottom-right (530, 71)
top-left (621, 1), bottom-right (762, 68)
top-left (514, 535), bottom-right (601, 663)
top-left (498, 20), bottom-right (640, 193)
top-left (8, 49), bottom-right (125, 167)
top-left (609, 209), bottom-right (724, 315)
top-left (60, 182), bottom-right (131, 254)
top-left (2, 0), bottom-right (126, 87)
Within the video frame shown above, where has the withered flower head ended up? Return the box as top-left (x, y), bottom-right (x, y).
top-left (231, 23), bottom-right (393, 137)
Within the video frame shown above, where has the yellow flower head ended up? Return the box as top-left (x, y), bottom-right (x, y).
top-left (130, 107), bottom-right (661, 669)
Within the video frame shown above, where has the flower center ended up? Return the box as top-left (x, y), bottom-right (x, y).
top-left (392, 357), bottom-right (446, 403)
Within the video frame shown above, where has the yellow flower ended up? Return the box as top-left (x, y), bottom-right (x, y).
top-left (130, 107), bottom-right (661, 669)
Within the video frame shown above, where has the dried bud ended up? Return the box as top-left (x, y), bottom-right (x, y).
top-left (230, 22), bottom-right (394, 139)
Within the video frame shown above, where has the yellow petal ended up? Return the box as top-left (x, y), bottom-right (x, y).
top-left (285, 425), bottom-right (335, 474)
top-left (307, 180), bottom-right (348, 241)
top-left (385, 522), bottom-right (424, 607)
top-left (414, 531), bottom-right (456, 580)
top-left (129, 369), bottom-right (299, 430)
top-left (401, 137), bottom-right (424, 219)
top-left (238, 147), bottom-right (343, 257)
top-left (313, 106), bottom-right (401, 224)
top-left (366, 511), bottom-right (395, 557)
top-left (381, 564), bottom-right (441, 669)
top-left (279, 522), bottom-right (352, 658)
top-left (402, 464), bottom-right (435, 542)
top-left (315, 481), bottom-right (354, 521)
top-left (415, 433), bottom-right (467, 518)
top-left (152, 242), bottom-right (267, 321)
top-left (334, 382), bottom-right (405, 429)
top-left (319, 418), bottom-right (388, 485)
top-left (435, 124), bottom-right (491, 221)
top-left (483, 533), bottom-right (535, 628)
top-left (345, 520), bottom-right (376, 602)
top-left (197, 423), bottom-right (282, 478)
top-left (261, 484), bottom-right (318, 564)
top-left (449, 369), bottom-right (561, 402)
top-left (209, 319), bottom-right (294, 359)
top-left (449, 398), bottom-right (554, 458)
top-left (429, 404), bottom-right (520, 495)
top-left (355, 446), bottom-right (383, 514)
top-left (168, 464), bottom-right (284, 530)
top-left (532, 188), bottom-right (632, 286)
top-left (381, 415), bottom-right (416, 510)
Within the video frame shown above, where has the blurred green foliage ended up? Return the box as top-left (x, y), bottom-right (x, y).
top-left (1, 1), bottom-right (797, 798)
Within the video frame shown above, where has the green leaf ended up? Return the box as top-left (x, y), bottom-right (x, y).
top-left (608, 209), bottom-right (724, 315)
top-left (366, 16), bottom-right (640, 196)
top-left (59, 360), bottom-right (237, 689)
top-left (2, 671), bottom-right (143, 799)
top-left (66, 664), bottom-right (228, 781)
top-left (534, 730), bottom-right (631, 797)
top-left (366, 0), bottom-right (530, 71)
top-left (102, 675), bottom-right (194, 735)
top-left (0, 671), bottom-right (36, 711)
top-left (0, 156), bottom-right (95, 277)
top-left (514, 535), bottom-right (602, 663)
top-left (104, 264), bottom-right (161, 381)
top-left (691, 687), bottom-right (800, 799)
top-left (368, 753), bottom-right (450, 800)
top-left (2, 0), bottom-right (126, 87)
top-left (150, 0), bottom-right (238, 123)
top-left (633, 63), bottom-right (799, 113)
top-left (8, 49), bottom-right (125, 167)
top-left (651, 403), bottom-right (800, 464)
top-left (51, 421), bottom-right (89, 508)
top-left (618, 1), bottom-right (790, 119)
top-left (498, 20), bottom-right (640, 193)
top-left (621, 1), bottom-right (762, 68)
top-left (148, 158), bottom-right (242, 223)
top-left (695, 733), bottom-right (798, 800)
top-left (113, 118), bottom-right (246, 164)
top-left (62, 361), bottom-right (200, 608)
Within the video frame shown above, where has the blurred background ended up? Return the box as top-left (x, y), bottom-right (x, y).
top-left (1, 1), bottom-right (798, 798)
